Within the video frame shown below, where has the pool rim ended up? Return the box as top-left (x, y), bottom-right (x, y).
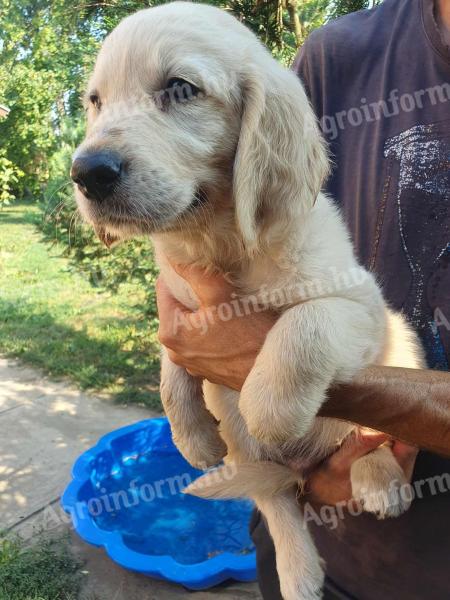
top-left (61, 416), bottom-right (257, 590)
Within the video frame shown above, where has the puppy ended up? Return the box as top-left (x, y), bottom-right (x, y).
top-left (71, 3), bottom-right (424, 598)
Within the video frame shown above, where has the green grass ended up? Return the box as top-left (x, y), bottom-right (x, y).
top-left (0, 202), bottom-right (161, 409)
top-left (0, 532), bottom-right (83, 600)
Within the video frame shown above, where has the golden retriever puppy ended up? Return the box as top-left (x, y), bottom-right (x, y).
top-left (71, 3), bottom-right (424, 598)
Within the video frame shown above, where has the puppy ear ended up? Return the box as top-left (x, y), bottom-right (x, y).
top-left (233, 63), bottom-right (329, 252)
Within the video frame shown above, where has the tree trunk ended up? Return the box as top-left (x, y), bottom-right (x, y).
top-left (285, 0), bottom-right (303, 47)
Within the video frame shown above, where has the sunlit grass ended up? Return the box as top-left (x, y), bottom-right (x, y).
top-left (0, 202), bottom-right (161, 409)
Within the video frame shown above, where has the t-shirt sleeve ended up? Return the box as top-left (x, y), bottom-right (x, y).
top-left (292, 41), bottom-right (314, 105)
top-left (291, 32), bottom-right (326, 120)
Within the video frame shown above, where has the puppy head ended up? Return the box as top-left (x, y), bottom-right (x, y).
top-left (71, 2), bottom-right (328, 250)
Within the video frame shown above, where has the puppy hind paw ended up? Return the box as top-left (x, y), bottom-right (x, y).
top-left (279, 568), bottom-right (324, 600)
top-left (351, 458), bottom-right (412, 519)
top-left (174, 429), bottom-right (227, 469)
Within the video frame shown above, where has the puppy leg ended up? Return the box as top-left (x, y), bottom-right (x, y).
top-left (351, 445), bottom-right (411, 519)
top-left (160, 348), bottom-right (226, 468)
top-left (257, 489), bottom-right (324, 600)
top-left (240, 297), bottom-right (383, 444)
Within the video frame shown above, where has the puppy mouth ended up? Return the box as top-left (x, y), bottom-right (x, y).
top-left (80, 187), bottom-right (209, 247)
top-left (93, 225), bottom-right (121, 248)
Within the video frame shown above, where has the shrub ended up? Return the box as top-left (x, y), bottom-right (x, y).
top-left (0, 150), bottom-right (24, 207)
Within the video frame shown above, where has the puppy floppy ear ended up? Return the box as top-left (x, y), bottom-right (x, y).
top-left (233, 63), bottom-right (329, 252)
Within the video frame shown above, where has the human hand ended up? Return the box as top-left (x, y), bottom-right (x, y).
top-left (156, 265), bottom-right (277, 390)
top-left (299, 429), bottom-right (418, 507)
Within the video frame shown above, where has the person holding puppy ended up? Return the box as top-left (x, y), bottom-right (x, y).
top-left (157, 0), bottom-right (450, 597)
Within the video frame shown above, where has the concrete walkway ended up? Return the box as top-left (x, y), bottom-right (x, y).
top-left (0, 357), bottom-right (260, 599)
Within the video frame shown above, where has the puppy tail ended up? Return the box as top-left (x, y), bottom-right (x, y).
top-left (184, 462), bottom-right (301, 500)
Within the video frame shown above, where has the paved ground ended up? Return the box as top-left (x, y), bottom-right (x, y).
top-left (0, 357), bottom-right (261, 599)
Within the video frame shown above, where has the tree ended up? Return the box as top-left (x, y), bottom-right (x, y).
top-left (0, 0), bottom-right (381, 203)
top-left (0, 0), bottom-right (100, 196)
top-left (331, 0), bottom-right (381, 18)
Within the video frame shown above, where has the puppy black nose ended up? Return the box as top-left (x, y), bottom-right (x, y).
top-left (71, 151), bottom-right (122, 201)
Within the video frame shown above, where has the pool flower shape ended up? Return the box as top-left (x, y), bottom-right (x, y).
top-left (62, 417), bottom-right (256, 589)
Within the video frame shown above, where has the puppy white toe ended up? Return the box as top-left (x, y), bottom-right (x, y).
top-left (279, 571), bottom-right (324, 600)
top-left (351, 446), bottom-right (412, 519)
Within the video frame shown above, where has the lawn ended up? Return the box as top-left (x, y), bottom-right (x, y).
top-left (0, 202), bottom-right (162, 409)
top-left (0, 532), bottom-right (84, 600)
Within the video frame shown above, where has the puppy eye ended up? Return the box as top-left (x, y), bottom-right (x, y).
top-left (89, 94), bottom-right (101, 110)
top-left (157, 77), bottom-right (201, 109)
top-left (166, 77), bottom-right (200, 98)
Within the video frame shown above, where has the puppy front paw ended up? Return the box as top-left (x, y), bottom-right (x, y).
top-left (352, 475), bottom-right (411, 519)
top-left (239, 377), bottom-right (315, 444)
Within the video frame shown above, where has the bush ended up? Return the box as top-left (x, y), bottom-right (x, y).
top-left (0, 150), bottom-right (24, 207)
top-left (40, 121), bottom-right (159, 318)
top-left (41, 192), bottom-right (159, 320)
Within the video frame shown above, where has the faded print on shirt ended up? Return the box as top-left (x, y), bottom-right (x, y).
top-left (384, 121), bottom-right (450, 369)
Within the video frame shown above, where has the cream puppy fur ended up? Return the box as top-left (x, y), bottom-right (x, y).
top-left (72, 3), bottom-right (424, 598)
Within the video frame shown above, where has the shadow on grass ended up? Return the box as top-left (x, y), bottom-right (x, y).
top-left (0, 298), bottom-right (162, 410)
top-left (0, 203), bottom-right (41, 226)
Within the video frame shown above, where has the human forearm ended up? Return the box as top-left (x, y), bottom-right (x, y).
top-left (320, 366), bottom-right (450, 457)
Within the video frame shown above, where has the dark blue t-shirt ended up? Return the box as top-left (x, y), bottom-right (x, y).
top-left (291, 1), bottom-right (450, 598)
top-left (294, 0), bottom-right (450, 372)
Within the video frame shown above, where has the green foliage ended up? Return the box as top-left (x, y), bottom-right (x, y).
top-left (332, 0), bottom-right (367, 16)
top-left (0, 149), bottom-right (24, 205)
top-left (43, 192), bottom-right (160, 315)
top-left (0, 532), bottom-right (83, 600)
top-left (331, 0), bottom-right (381, 18)
top-left (0, 0), bottom-right (377, 199)
top-left (298, 0), bottom-right (331, 36)
top-left (0, 0), bottom-right (99, 196)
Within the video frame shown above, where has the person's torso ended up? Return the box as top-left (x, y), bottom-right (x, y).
top-left (292, 3), bottom-right (450, 598)
top-left (295, 0), bottom-right (450, 370)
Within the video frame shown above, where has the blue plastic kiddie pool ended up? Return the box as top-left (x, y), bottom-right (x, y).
top-left (62, 417), bottom-right (256, 589)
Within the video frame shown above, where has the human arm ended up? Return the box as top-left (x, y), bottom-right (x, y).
top-left (157, 267), bottom-right (450, 455)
